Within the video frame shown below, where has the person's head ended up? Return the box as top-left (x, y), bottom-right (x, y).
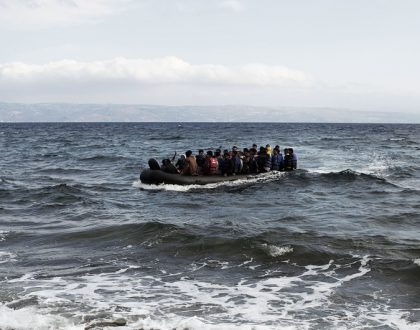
top-left (250, 148), bottom-right (257, 155)
top-left (275, 145), bottom-right (280, 151)
top-left (216, 148), bottom-right (221, 154)
top-left (232, 146), bottom-right (238, 152)
top-left (259, 146), bottom-right (265, 153)
top-left (180, 154), bottom-right (186, 160)
top-left (273, 148), bottom-right (278, 155)
top-left (206, 150), bottom-right (213, 157)
top-left (243, 147), bottom-right (249, 153)
top-left (186, 150), bottom-right (192, 157)
top-left (215, 150), bottom-right (221, 157)
top-left (198, 149), bottom-right (204, 155)
top-left (252, 143), bottom-right (257, 149)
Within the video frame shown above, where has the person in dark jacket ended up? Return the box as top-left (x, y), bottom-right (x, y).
top-left (196, 149), bottom-right (206, 169)
top-left (175, 154), bottom-right (186, 172)
top-left (241, 150), bottom-right (251, 174)
top-left (283, 148), bottom-right (294, 171)
top-left (220, 150), bottom-right (233, 176)
top-left (290, 148), bottom-right (297, 169)
top-left (231, 150), bottom-right (242, 174)
top-left (271, 148), bottom-right (284, 171)
top-left (257, 147), bottom-right (271, 172)
top-left (248, 148), bottom-right (258, 174)
top-left (215, 149), bottom-right (223, 175)
top-left (161, 159), bottom-right (178, 174)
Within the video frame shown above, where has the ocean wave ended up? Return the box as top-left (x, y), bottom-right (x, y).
top-left (260, 244), bottom-right (293, 257)
top-left (6, 256), bottom-right (417, 330)
top-left (1, 183), bottom-right (94, 210)
top-left (35, 168), bottom-right (89, 176)
top-left (79, 154), bottom-right (130, 162)
top-left (45, 222), bottom-right (420, 270)
top-left (0, 251), bottom-right (17, 264)
top-left (0, 305), bottom-right (79, 330)
top-left (0, 231), bottom-right (8, 242)
top-left (149, 135), bottom-right (184, 141)
top-left (303, 169), bottom-right (398, 187)
top-left (50, 222), bottom-right (299, 262)
top-left (29, 183), bottom-right (84, 195)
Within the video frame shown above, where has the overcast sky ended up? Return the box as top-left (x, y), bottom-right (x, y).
top-left (0, 0), bottom-right (419, 113)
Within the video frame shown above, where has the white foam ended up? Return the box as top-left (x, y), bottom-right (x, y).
top-left (0, 251), bottom-right (17, 264)
top-left (2, 256), bottom-right (388, 329)
top-left (260, 244), bottom-right (293, 257)
top-left (0, 230), bottom-right (8, 242)
top-left (3, 256), bottom-right (404, 330)
top-left (129, 316), bottom-right (286, 330)
top-left (364, 154), bottom-right (391, 177)
top-left (414, 258), bottom-right (420, 266)
top-left (0, 305), bottom-right (81, 330)
top-left (132, 171), bottom-right (286, 192)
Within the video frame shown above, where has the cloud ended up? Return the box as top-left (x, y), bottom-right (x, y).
top-left (219, 0), bottom-right (245, 12)
top-left (0, 0), bottom-right (132, 29)
top-left (0, 57), bottom-right (311, 87)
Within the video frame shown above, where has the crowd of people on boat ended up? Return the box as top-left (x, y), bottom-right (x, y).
top-left (148, 144), bottom-right (297, 177)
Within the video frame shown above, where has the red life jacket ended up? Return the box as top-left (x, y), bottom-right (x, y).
top-left (205, 157), bottom-right (218, 175)
top-left (209, 157), bottom-right (218, 174)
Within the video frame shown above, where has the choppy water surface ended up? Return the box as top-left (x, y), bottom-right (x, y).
top-left (0, 122), bottom-right (419, 329)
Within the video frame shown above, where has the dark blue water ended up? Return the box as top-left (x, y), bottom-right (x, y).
top-left (1, 123), bottom-right (419, 329)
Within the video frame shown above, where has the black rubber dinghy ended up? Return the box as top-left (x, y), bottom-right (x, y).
top-left (140, 169), bottom-right (256, 185)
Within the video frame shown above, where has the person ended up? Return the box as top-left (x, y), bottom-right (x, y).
top-left (290, 148), bottom-right (297, 169)
top-left (203, 150), bottom-right (218, 175)
top-left (257, 147), bottom-right (271, 172)
top-left (196, 149), bottom-right (206, 169)
top-left (175, 154), bottom-right (186, 172)
top-left (182, 150), bottom-right (198, 175)
top-left (161, 159), bottom-right (178, 174)
top-left (231, 150), bottom-right (242, 175)
top-left (283, 148), bottom-right (294, 171)
top-left (248, 148), bottom-right (258, 174)
top-left (241, 150), bottom-right (251, 174)
top-left (266, 144), bottom-right (272, 155)
top-left (148, 158), bottom-right (160, 170)
top-left (215, 149), bottom-right (223, 175)
top-left (271, 148), bottom-right (284, 171)
top-left (220, 149), bottom-right (233, 176)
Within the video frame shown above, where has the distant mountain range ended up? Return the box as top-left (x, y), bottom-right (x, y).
top-left (0, 102), bottom-right (418, 123)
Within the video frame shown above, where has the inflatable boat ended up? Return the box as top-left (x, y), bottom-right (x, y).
top-left (140, 169), bottom-right (256, 185)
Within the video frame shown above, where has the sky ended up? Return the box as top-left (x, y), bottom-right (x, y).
top-left (0, 0), bottom-right (419, 114)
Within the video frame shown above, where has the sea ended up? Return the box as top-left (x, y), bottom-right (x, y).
top-left (0, 122), bottom-right (419, 330)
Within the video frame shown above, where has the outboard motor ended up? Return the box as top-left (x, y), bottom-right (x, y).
top-left (148, 158), bottom-right (160, 170)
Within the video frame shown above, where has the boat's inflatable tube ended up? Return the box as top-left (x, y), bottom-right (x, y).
top-left (140, 169), bottom-right (255, 185)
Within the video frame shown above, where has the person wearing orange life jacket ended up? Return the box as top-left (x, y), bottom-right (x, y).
top-left (203, 151), bottom-right (218, 175)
